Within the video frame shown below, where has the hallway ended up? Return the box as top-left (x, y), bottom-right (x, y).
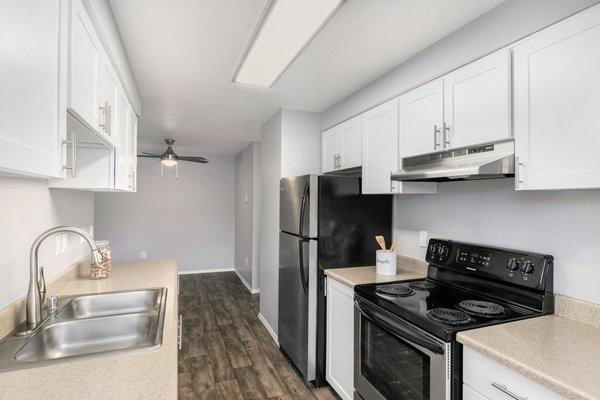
top-left (178, 272), bottom-right (340, 400)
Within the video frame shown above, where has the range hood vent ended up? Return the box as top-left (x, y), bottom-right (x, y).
top-left (392, 140), bottom-right (515, 182)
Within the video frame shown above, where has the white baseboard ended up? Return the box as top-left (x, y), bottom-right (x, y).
top-left (234, 269), bottom-right (260, 294)
top-left (258, 313), bottom-right (278, 346)
top-left (178, 267), bottom-right (234, 275)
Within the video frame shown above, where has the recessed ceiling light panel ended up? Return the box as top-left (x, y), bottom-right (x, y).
top-left (233, 0), bottom-right (345, 87)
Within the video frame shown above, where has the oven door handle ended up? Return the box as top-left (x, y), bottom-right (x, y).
top-left (355, 299), bottom-right (444, 355)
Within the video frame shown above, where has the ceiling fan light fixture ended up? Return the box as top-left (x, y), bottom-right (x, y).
top-left (160, 154), bottom-right (178, 167)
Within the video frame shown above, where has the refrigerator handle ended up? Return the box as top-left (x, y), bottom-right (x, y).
top-left (298, 240), bottom-right (309, 295)
top-left (298, 182), bottom-right (310, 237)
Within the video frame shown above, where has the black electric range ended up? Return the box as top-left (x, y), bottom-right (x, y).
top-left (353, 239), bottom-right (554, 400)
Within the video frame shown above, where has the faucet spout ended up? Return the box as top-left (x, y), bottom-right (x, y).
top-left (27, 226), bottom-right (101, 331)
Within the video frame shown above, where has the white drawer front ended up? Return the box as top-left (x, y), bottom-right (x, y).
top-left (464, 384), bottom-right (489, 400)
top-left (463, 347), bottom-right (565, 400)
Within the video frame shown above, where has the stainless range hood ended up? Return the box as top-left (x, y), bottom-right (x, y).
top-left (392, 140), bottom-right (515, 182)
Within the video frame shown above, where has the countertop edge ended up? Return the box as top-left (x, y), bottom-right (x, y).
top-left (458, 322), bottom-right (594, 400)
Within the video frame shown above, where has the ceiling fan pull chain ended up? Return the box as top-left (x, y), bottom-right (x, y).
top-left (161, 162), bottom-right (164, 177)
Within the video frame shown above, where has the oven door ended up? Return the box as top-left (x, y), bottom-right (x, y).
top-left (354, 295), bottom-right (451, 400)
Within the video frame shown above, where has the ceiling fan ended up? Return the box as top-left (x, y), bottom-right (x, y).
top-left (138, 139), bottom-right (208, 178)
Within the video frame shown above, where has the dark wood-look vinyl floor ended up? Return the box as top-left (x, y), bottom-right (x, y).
top-left (178, 272), bottom-right (340, 400)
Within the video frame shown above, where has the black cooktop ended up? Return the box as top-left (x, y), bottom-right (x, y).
top-left (355, 278), bottom-right (539, 341)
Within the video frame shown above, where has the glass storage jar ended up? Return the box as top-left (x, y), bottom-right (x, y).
top-left (91, 240), bottom-right (112, 279)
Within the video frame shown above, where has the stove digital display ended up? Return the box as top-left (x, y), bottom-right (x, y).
top-left (457, 248), bottom-right (492, 268)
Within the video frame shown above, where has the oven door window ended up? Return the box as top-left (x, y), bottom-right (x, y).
top-left (361, 316), bottom-right (431, 400)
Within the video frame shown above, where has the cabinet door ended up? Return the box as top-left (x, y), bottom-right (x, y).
top-left (114, 88), bottom-right (129, 190)
top-left (362, 98), bottom-right (399, 194)
top-left (340, 115), bottom-right (362, 169)
top-left (398, 78), bottom-right (444, 158)
top-left (322, 126), bottom-right (341, 173)
top-left (513, 5), bottom-right (600, 190)
top-left (0, 0), bottom-right (63, 177)
top-left (69, 0), bottom-right (100, 129)
top-left (325, 278), bottom-right (354, 400)
top-left (98, 51), bottom-right (119, 145)
top-left (443, 49), bottom-right (511, 149)
top-left (127, 108), bottom-right (138, 192)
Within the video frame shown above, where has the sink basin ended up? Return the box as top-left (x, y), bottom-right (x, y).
top-left (0, 287), bottom-right (167, 372)
top-left (58, 289), bottom-right (162, 319)
top-left (14, 313), bottom-right (158, 363)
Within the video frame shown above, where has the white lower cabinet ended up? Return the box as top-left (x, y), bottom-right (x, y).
top-left (463, 347), bottom-right (565, 400)
top-left (326, 277), bottom-right (354, 400)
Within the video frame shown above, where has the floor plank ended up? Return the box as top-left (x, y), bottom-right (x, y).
top-left (178, 272), bottom-right (341, 400)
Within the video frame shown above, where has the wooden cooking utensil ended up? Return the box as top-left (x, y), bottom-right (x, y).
top-left (375, 235), bottom-right (387, 251)
top-left (390, 237), bottom-right (400, 252)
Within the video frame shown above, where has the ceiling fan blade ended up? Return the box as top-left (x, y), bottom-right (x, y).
top-left (137, 154), bottom-right (161, 158)
top-left (179, 156), bottom-right (209, 163)
top-left (141, 152), bottom-right (161, 156)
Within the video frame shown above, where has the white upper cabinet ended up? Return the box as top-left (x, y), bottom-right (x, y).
top-left (128, 110), bottom-right (138, 192)
top-left (68, 0), bottom-right (101, 129)
top-left (339, 115), bottom-right (362, 169)
top-left (115, 88), bottom-right (130, 190)
top-left (398, 78), bottom-right (444, 158)
top-left (321, 115), bottom-right (362, 173)
top-left (98, 50), bottom-right (120, 146)
top-left (322, 126), bottom-right (341, 173)
top-left (444, 49), bottom-right (511, 149)
top-left (513, 4), bottom-right (600, 190)
top-left (362, 98), bottom-right (399, 194)
top-left (363, 98), bottom-right (436, 194)
top-left (0, 0), bottom-right (64, 178)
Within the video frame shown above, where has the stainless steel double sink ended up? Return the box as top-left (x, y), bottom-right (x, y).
top-left (0, 288), bottom-right (167, 372)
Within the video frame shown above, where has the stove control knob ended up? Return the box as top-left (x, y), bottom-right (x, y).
top-left (506, 258), bottom-right (520, 271)
top-left (521, 261), bottom-right (535, 275)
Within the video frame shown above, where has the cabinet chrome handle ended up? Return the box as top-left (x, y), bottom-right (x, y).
top-left (443, 122), bottom-right (451, 147)
top-left (515, 156), bottom-right (524, 187)
top-left (107, 104), bottom-right (112, 136)
top-left (178, 314), bottom-right (183, 350)
top-left (62, 131), bottom-right (77, 178)
top-left (491, 382), bottom-right (528, 400)
top-left (433, 124), bottom-right (440, 149)
top-left (99, 101), bottom-right (108, 133)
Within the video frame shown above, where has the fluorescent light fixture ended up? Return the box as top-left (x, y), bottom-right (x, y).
top-left (233, 0), bottom-right (345, 87)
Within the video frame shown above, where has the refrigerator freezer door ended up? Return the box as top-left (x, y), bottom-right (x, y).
top-left (279, 231), bottom-right (310, 377)
top-left (280, 175), bottom-right (317, 238)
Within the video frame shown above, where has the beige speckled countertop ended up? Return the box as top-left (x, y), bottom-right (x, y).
top-left (0, 259), bottom-right (178, 400)
top-left (458, 295), bottom-right (600, 400)
top-left (324, 255), bottom-right (427, 287)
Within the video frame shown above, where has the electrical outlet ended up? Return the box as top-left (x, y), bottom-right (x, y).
top-left (140, 250), bottom-right (147, 259)
top-left (245, 257), bottom-right (249, 266)
top-left (419, 231), bottom-right (428, 248)
top-left (243, 194), bottom-right (249, 204)
top-left (62, 233), bottom-right (68, 253)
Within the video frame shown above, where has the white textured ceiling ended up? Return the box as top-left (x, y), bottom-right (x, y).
top-left (109, 0), bottom-right (504, 155)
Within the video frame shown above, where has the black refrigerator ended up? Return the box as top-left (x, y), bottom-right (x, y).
top-left (278, 174), bottom-right (392, 385)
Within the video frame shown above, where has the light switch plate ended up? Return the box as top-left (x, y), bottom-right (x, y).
top-left (140, 250), bottom-right (147, 259)
top-left (419, 231), bottom-right (428, 248)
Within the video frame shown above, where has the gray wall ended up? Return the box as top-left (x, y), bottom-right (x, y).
top-left (259, 109), bottom-right (322, 335)
top-left (321, 0), bottom-right (600, 129)
top-left (393, 180), bottom-right (600, 304)
top-left (0, 177), bottom-right (94, 308)
top-left (259, 112), bottom-right (282, 332)
top-left (235, 143), bottom-right (260, 291)
top-left (320, 0), bottom-right (600, 305)
top-left (94, 156), bottom-right (235, 273)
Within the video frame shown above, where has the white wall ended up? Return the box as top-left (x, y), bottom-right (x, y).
top-left (259, 109), bottom-right (321, 334)
top-left (393, 179), bottom-right (600, 304)
top-left (0, 177), bottom-right (94, 309)
top-left (259, 112), bottom-right (282, 332)
top-left (94, 156), bottom-right (235, 273)
top-left (321, 0), bottom-right (600, 129)
top-left (235, 143), bottom-right (260, 291)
